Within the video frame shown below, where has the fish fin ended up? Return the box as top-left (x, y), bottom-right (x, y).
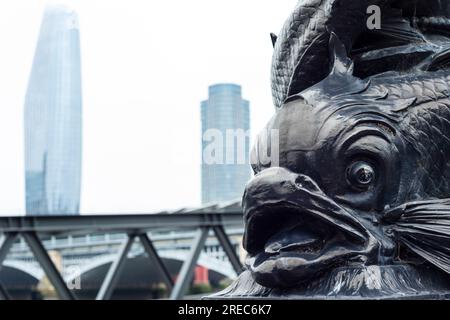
top-left (376, 14), bottom-right (426, 44)
top-left (329, 32), bottom-right (354, 76)
top-left (290, 33), bottom-right (369, 104)
top-left (352, 8), bottom-right (426, 55)
top-left (420, 47), bottom-right (450, 71)
top-left (391, 97), bottom-right (417, 112)
top-left (383, 199), bottom-right (450, 274)
top-left (270, 33), bottom-right (277, 48)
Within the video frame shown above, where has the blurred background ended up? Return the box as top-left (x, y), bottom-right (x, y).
top-left (0, 0), bottom-right (297, 300)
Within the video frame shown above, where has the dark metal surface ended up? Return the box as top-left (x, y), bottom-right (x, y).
top-left (0, 281), bottom-right (10, 300)
top-left (0, 233), bottom-right (20, 300)
top-left (215, 0), bottom-right (450, 299)
top-left (0, 233), bottom-right (17, 265)
top-left (271, 0), bottom-right (450, 109)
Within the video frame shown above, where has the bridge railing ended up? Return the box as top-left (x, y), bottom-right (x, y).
top-left (0, 212), bottom-right (244, 300)
top-left (7, 227), bottom-right (244, 254)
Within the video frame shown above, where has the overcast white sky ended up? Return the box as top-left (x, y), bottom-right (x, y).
top-left (0, 0), bottom-right (297, 215)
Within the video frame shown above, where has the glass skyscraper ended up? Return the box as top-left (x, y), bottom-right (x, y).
top-left (201, 84), bottom-right (251, 204)
top-left (24, 5), bottom-right (82, 215)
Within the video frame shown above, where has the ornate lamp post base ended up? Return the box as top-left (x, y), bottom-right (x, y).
top-left (209, 265), bottom-right (450, 300)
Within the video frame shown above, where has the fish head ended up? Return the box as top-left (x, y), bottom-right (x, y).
top-left (243, 90), bottom-right (416, 288)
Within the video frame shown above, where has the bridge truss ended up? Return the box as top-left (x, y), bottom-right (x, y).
top-left (0, 211), bottom-right (244, 300)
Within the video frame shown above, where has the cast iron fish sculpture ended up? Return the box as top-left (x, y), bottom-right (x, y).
top-left (214, 0), bottom-right (450, 298)
top-left (271, 0), bottom-right (450, 109)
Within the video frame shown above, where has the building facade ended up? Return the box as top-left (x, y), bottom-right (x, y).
top-left (24, 5), bottom-right (82, 215)
top-left (201, 84), bottom-right (251, 204)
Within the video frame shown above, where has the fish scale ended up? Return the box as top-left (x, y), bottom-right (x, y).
top-left (367, 71), bottom-right (450, 197)
top-left (271, 0), bottom-right (383, 108)
top-left (271, 0), bottom-right (450, 109)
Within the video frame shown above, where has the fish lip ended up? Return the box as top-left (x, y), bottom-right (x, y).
top-left (246, 241), bottom-right (363, 289)
top-left (243, 203), bottom-right (370, 288)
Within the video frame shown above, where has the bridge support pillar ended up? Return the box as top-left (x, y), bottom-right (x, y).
top-left (0, 233), bottom-right (18, 300)
top-left (0, 233), bottom-right (17, 266)
top-left (170, 228), bottom-right (209, 300)
top-left (138, 233), bottom-right (174, 291)
top-left (0, 281), bottom-right (10, 300)
top-left (96, 234), bottom-right (135, 300)
top-left (212, 226), bottom-right (243, 274)
top-left (23, 232), bottom-right (76, 300)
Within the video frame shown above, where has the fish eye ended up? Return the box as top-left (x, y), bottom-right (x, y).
top-left (346, 161), bottom-right (375, 190)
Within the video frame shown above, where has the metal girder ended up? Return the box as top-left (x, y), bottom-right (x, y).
top-left (0, 233), bottom-right (17, 266)
top-left (0, 233), bottom-right (17, 301)
top-left (138, 233), bottom-right (174, 291)
top-left (0, 213), bottom-right (243, 234)
top-left (212, 226), bottom-right (243, 274)
top-left (22, 232), bottom-right (76, 300)
top-left (0, 212), bottom-right (245, 300)
top-left (0, 281), bottom-right (10, 300)
top-left (170, 228), bottom-right (209, 300)
top-left (96, 234), bottom-right (135, 300)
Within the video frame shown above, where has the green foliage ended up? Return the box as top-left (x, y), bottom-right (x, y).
top-left (189, 283), bottom-right (213, 295)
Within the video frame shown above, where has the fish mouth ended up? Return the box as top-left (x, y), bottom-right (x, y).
top-left (244, 204), bottom-right (369, 288)
top-left (242, 168), bottom-right (377, 288)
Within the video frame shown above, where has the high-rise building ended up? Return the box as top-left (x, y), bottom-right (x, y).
top-left (24, 5), bottom-right (82, 215)
top-left (201, 84), bottom-right (251, 204)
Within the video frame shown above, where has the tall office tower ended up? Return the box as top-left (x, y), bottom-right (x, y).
top-left (24, 5), bottom-right (82, 215)
top-left (201, 84), bottom-right (251, 204)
